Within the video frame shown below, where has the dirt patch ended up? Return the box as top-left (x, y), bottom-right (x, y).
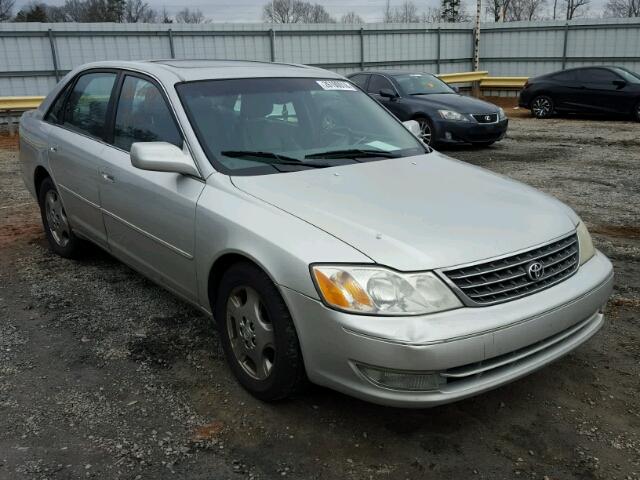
top-left (590, 224), bottom-right (640, 240)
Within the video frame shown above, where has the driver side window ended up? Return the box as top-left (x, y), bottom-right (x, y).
top-left (367, 75), bottom-right (394, 95)
top-left (113, 75), bottom-right (182, 152)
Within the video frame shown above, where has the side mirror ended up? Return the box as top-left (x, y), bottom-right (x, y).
top-left (403, 120), bottom-right (422, 138)
top-left (612, 79), bottom-right (626, 89)
top-left (452, 85), bottom-right (460, 94)
top-left (130, 142), bottom-right (199, 177)
top-left (379, 88), bottom-right (398, 99)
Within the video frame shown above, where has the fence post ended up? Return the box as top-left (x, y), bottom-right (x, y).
top-left (359, 27), bottom-right (365, 69)
top-left (561, 22), bottom-right (569, 70)
top-left (269, 29), bottom-right (276, 62)
top-left (436, 27), bottom-right (441, 74)
top-left (48, 29), bottom-right (60, 82)
top-left (168, 29), bottom-right (175, 59)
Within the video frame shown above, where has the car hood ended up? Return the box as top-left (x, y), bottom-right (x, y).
top-left (230, 152), bottom-right (577, 271)
top-left (411, 93), bottom-right (500, 114)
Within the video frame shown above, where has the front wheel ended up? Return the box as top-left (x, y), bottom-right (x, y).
top-left (215, 262), bottom-right (306, 401)
top-left (531, 95), bottom-right (554, 119)
top-left (38, 177), bottom-right (82, 258)
top-left (633, 100), bottom-right (640, 122)
top-left (415, 116), bottom-right (434, 146)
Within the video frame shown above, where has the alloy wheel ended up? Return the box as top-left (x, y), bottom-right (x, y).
top-left (417, 119), bottom-right (432, 144)
top-left (44, 190), bottom-right (71, 247)
top-left (532, 97), bottom-right (553, 118)
top-left (226, 286), bottom-right (275, 381)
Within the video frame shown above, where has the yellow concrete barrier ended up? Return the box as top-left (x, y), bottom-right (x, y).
top-left (437, 71), bottom-right (489, 83)
top-left (480, 77), bottom-right (528, 88)
top-left (0, 96), bottom-right (44, 111)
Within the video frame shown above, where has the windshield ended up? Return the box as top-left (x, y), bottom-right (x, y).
top-left (393, 73), bottom-right (455, 96)
top-left (177, 78), bottom-right (427, 175)
top-left (612, 67), bottom-right (640, 84)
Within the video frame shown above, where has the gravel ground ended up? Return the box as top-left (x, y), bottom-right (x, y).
top-left (1, 116), bottom-right (639, 480)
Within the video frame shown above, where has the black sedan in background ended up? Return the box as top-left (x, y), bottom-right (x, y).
top-left (347, 71), bottom-right (508, 147)
top-left (519, 66), bottom-right (640, 121)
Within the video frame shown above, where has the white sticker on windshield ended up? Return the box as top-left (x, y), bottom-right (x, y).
top-left (316, 80), bottom-right (357, 91)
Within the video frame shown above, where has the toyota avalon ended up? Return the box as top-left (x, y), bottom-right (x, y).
top-left (20, 60), bottom-right (613, 407)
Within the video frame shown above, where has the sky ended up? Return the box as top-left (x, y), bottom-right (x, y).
top-left (13, 0), bottom-right (606, 22)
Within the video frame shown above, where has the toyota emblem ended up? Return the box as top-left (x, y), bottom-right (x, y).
top-left (526, 261), bottom-right (544, 281)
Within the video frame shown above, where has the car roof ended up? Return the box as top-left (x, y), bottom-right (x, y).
top-left (349, 70), bottom-right (437, 77)
top-left (72, 59), bottom-right (343, 83)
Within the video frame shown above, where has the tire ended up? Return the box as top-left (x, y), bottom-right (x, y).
top-left (215, 262), bottom-right (306, 402)
top-left (633, 100), bottom-right (640, 122)
top-left (414, 116), bottom-right (435, 146)
top-left (38, 177), bottom-right (82, 258)
top-left (530, 95), bottom-right (554, 119)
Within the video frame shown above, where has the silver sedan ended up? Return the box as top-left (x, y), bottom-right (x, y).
top-left (20, 60), bottom-right (614, 407)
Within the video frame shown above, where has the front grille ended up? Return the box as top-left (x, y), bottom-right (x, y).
top-left (472, 113), bottom-right (498, 123)
top-left (442, 233), bottom-right (579, 306)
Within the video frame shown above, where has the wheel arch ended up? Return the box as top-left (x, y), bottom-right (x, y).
top-left (34, 166), bottom-right (51, 198)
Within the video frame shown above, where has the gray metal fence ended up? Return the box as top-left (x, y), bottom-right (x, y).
top-left (1, 18), bottom-right (639, 96)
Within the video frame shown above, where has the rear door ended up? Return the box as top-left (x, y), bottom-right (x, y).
top-left (98, 72), bottom-right (204, 302)
top-left (546, 69), bottom-right (581, 110)
top-left (46, 70), bottom-right (118, 248)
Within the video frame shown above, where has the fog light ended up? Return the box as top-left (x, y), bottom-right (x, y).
top-left (444, 132), bottom-right (453, 140)
top-left (357, 364), bottom-right (445, 391)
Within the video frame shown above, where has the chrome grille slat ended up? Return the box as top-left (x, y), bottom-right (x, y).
top-left (446, 237), bottom-right (577, 280)
top-left (443, 233), bottom-right (579, 306)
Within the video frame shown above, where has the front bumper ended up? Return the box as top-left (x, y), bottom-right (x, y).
top-left (433, 118), bottom-right (508, 145)
top-left (282, 251), bottom-right (613, 407)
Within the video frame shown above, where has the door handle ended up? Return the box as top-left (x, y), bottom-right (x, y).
top-left (100, 172), bottom-right (115, 183)
top-left (49, 145), bottom-right (58, 153)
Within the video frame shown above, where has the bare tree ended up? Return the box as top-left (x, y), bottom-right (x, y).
top-left (340, 11), bottom-right (364, 23)
top-left (421, 6), bottom-right (443, 21)
top-left (0, 0), bottom-right (14, 21)
top-left (564, 0), bottom-right (589, 18)
top-left (441, 0), bottom-right (465, 21)
top-left (507, 0), bottom-right (547, 19)
top-left (301, 3), bottom-right (335, 22)
top-left (13, 1), bottom-right (48, 21)
top-left (159, 6), bottom-right (172, 22)
top-left (175, 7), bottom-right (207, 23)
top-left (263, 0), bottom-right (307, 23)
top-left (604, 0), bottom-right (640, 16)
top-left (123, 0), bottom-right (157, 22)
top-left (384, 0), bottom-right (421, 22)
top-left (486, 0), bottom-right (512, 20)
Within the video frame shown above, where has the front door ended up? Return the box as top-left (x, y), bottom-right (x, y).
top-left (98, 74), bottom-right (204, 302)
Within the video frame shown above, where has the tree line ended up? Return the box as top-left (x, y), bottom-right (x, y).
top-left (0, 0), bottom-right (638, 24)
top-left (0, 0), bottom-right (207, 23)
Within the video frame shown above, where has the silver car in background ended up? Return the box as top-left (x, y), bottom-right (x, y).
top-left (20, 60), bottom-right (614, 407)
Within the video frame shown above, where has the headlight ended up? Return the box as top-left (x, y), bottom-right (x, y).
top-left (498, 107), bottom-right (507, 120)
top-left (311, 265), bottom-right (462, 315)
top-left (437, 109), bottom-right (469, 122)
top-left (576, 221), bottom-right (595, 265)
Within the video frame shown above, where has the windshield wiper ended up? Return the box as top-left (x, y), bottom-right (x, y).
top-left (220, 150), bottom-right (330, 169)
top-left (305, 149), bottom-right (400, 160)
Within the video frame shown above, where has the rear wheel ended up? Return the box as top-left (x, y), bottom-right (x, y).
top-left (531, 95), bottom-right (554, 119)
top-left (415, 116), bottom-right (434, 146)
top-left (634, 100), bottom-right (640, 122)
top-left (215, 262), bottom-right (306, 401)
top-left (38, 177), bottom-right (81, 258)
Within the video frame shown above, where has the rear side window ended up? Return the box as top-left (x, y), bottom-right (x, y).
top-left (63, 72), bottom-right (117, 138)
top-left (582, 68), bottom-right (619, 83)
top-left (367, 75), bottom-right (394, 95)
top-left (113, 75), bottom-right (182, 152)
top-left (350, 74), bottom-right (369, 89)
top-left (552, 70), bottom-right (577, 82)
